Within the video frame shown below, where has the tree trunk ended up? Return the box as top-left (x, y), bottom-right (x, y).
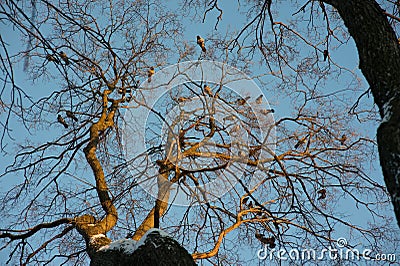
top-left (322, 0), bottom-right (400, 227)
top-left (89, 231), bottom-right (196, 266)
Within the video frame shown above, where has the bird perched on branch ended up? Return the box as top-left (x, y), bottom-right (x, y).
top-left (339, 134), bottom-right (347, 145)
top-left (255, 95), bottom-right (263, 104)
top-left (178, 97), bottom-right (189, 103)
top-left (197, 35), bottom-right (206, 53)
top-left (59, 51), bottom-right (69, 65)
top-left (242, 197), bottom-right (249, 206)
top-left (323, 49), bottom-right (329, 61)
top-left (236, 96), bottom-right (251, 106)
top-left (66, 111), bottom-right (78, 122)
top-left (148, 67), bottom-right (155, 82)
top-left (261, 109), bottom-right (275, 115)
top-left (46, 54), bottom-right (60, 64)
top-left (317, 189), bottom-right (326, 200)
top-left (203, 85), bottom-right (213, 96)
top-left (57, 114), bottom-right (68, 128)
top-left (255, 234), bottom-right (276, 248)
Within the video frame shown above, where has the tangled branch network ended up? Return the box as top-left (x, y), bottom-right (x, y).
top-left (122, 61), bottom-right (276, 206)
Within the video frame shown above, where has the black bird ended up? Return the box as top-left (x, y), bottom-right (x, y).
top-left (66, 111), bottom-right (78, 122)
top-left (323, 50), bottom-right (329, 61)
top-left (317, 189), bottom-right (326, 200)
top-left (242, 197), bottom-right (249, 205)
top-left (197, 35), bottom-right (206, 53)
top-left (255, 234), bottom-right (276, 248)
top-left (57, 114), bottom-right (68, 128)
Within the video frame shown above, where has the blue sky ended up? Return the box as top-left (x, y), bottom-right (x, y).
top-left (0, 1), bottom-right (399, 265)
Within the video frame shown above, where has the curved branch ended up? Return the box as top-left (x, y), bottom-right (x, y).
top-left (78, 91), bottom-right (121, 238)
top-left (0, 218), bottom-right (72, 240)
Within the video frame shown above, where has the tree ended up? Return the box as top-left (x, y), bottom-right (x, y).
top-left (323, 0), bottom-right (400, 231)
top-left (0, 0), bottom-right (399, 265)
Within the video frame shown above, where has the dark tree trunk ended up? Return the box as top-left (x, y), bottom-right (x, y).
top-left (322, 0), bottom-right (400, 227)
top-left (89, 231), bottom-right (196, 266)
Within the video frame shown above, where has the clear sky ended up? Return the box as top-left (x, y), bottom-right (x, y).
top-left (0, 1), bottom-right (399, 265)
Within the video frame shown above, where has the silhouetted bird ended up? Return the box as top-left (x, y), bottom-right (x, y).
top-left (317, 189), bottom-right (326, 200)
top-left (57, 114), bottom-right (68, 128)
top-left (46, 54), bottom-right (60, 64)
top-left (197, 35), bottom-right (206, 53)
top-left (339, 134), bottom-right (347, 145)
top-left (148, 67), bottom-right (155, 82)
top-left (236, 96), bottom-right (250, 106)
top-left (203, 85), bottom-right (213, 96)
top-left (66, 111), bottom-right (78, 122)
top-left (59, 51), bottom-right (69, 65)
top-left (242, 197), bottom-right (249, 205)
top-left (255, 234), bottom-right (276, 248)
top-left (323, 50), bottom-right (329, 61)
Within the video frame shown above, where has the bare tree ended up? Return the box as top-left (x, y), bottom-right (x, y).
top-left (0, 0), bottom-right (398, 265)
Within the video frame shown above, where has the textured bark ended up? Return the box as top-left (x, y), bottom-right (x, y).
top-left (76, 89), bottom-right (120, 258)
top-left (90, 231), bottom-right (196, 266)
top-left (322, 0), bottom-right (400, 226)
top-left (132, 167), bottom-right (172, 241)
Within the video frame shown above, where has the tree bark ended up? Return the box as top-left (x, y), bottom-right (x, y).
top-left (322, 0), bottom-right (400, 227)
top-left (90, 231), bottom-right (196, 266)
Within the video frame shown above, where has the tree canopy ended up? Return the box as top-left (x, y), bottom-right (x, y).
top-left (0, 0), bottom-right (399, 265)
